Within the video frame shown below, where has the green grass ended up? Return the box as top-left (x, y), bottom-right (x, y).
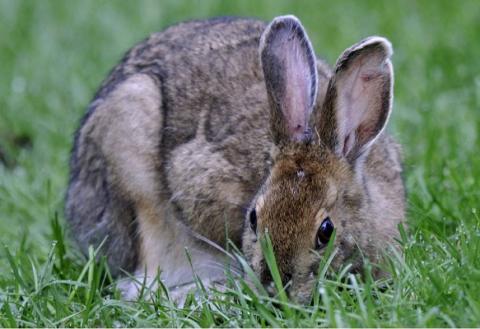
top-left (1, 0), bottom-right (479, 326)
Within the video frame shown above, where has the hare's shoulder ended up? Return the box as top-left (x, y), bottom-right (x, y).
top-left (163, 81), bottom-right (275, 245)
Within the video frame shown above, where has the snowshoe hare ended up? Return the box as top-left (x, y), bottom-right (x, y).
top-left (66, 15), bottom-right (405, 303)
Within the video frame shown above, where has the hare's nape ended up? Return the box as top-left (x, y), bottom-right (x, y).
top-left (317, 37), bottom-right (394, 163)
top-left (259, 15), bottom-right (318, 144)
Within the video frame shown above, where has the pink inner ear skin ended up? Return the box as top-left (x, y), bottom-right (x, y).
top-left (260, 16), bottom-right (318, 144)
top-left (288, 123), bottom-right (305, 141)
top-left (283, 59), bottom-right (311, 141)
top-left (360, 71), bottom-right (382, 83)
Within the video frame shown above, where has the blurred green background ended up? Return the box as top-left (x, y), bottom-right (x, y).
top-left (0, 0), bottom-right (479, 326)
top-left (3, 0), bottom-right (478, 246)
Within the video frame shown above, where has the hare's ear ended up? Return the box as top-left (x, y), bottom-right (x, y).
top-left (260, 15), bottom-right (318, 144)
top-left (317, 37), bottom-right (393, 162)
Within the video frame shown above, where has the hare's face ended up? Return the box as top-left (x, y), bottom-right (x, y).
top-left (243, 15), bottom-right (394, 303)
top-left (242, 143), bottom-right (365, 303)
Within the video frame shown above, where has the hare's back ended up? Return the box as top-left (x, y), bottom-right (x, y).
top-left (96, 17), bottom-right (270, 154)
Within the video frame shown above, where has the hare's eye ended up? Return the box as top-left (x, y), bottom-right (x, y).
top-left (249, 209), bottom-right (257, 233)
top-left (316, 217), bottom-right (334, 249)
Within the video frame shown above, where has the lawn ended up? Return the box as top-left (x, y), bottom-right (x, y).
top-left (1, 0), bottom-right (479, 327)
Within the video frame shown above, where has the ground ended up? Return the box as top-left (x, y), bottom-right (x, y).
top-left (0, 0), bottom-right (479, 327)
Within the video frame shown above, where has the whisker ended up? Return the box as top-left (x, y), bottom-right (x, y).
top-left (190, 231), bottom-right (237, 262)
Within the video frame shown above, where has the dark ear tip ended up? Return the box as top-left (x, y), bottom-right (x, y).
top-left (334, 36), bottom-right (393, 73)
top-left (269, 15), bottom-right (302, 29)
top-left (260, 15), bottom-right (304, 49)
top-left (352, 36), bottom-right (393, 59)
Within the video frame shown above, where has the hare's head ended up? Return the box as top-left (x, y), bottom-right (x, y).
top-left (242, 15), bottom-right (395, 303)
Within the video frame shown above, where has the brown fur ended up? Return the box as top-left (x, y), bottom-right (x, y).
top-left (66, 15), bottom-right (404, 302)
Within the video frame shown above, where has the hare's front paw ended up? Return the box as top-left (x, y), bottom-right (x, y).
top-left (117, 275), bottom-right (157, 301)
top-left (117, 275), bottom-right (228, 306)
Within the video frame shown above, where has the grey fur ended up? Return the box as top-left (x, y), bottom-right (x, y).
top-left (66, 16), bottom-right (404, 302)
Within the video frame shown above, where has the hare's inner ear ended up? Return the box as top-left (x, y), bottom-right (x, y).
top-left (318, 37), bottom-right (394, 162)
top-left (260, 15), bottom-right (318, 144)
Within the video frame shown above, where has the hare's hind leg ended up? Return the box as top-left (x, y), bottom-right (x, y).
top-left (76, 73), bottom-right (229, 300)
top-left (66, 73), bottom-right (164, 276)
